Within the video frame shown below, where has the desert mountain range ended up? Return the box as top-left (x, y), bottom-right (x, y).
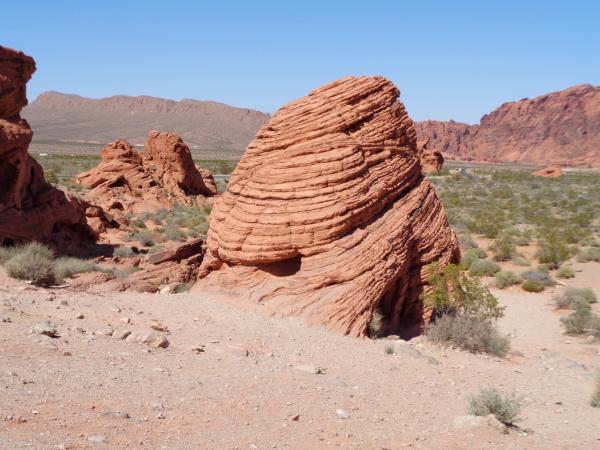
top-left (24, 84), bottom-right (599, 166)
top-left (416, 84), bottom-right (600, 167)
top-left (23, 91), bottom-right (270, 157)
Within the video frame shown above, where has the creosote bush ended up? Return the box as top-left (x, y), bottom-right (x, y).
top-left (468, 387), bottom-right (523, 425)
top-left (560, 299), bottom-right (600, 337)
top-left (553, 287), bottom-right (597, 310)
top-left (556, 266), bottom-right (575, 279)
top-left (577, 247), bottom-right (600, 263)
top-left (521, 279), bottom-right (544, 293)
top-left (468, 259), bottom-right (501, 277)
top-left (460, 248), bottom-right (487, 268)
top-left (494, 271), bottom-right (522, 289)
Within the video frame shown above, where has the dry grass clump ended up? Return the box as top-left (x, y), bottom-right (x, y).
top-left (556, 266), bottom-right (575, 279)
top-left (577, 247), bottom-right (600, 263)
top-left (468, 259), bottom-right (501, 277)
top-left (468, 387), bottom-right (523, 425)
top-left (368, 310), bottom-right (383, 338)
top-left (494, 271), bottom-right (522, 289)
top-left (553, 287), bottom-right (597, 309)
top-left (53, 257), bottom-right (95, 283)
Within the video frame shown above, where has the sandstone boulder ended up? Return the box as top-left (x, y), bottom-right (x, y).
top-left (195, 76), bottom-right (460, 337)
top-left (531, 166), bottom-right (564, 178)
top-left (76, 131), bottom-right (216, 225)
top-left (0, 46), bottom-right (94, 248)
top-left (417, 138), bottom-right (444, 175)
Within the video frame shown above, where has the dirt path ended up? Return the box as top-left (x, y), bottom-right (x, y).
top-left (1, 266), bottom-right (599, 449)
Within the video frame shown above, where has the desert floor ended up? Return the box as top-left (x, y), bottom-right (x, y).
top-left (1, 263), bottom-right (599, 450)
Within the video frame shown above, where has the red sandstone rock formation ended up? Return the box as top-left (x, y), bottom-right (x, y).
top-left (0, 46), bottom-right (93, 248)
top-left (417, 84), bottom-right (600, 167)
top-left (417, 138), bottom-right (444, 174)
top-left (195, 76), bottom-right (460, 338)
top-left (531, 166), bottom-right (564, 178)
top-left (76, 131), bottom-right (216, 225)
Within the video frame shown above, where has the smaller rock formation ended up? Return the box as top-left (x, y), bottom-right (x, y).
top-left (0, 46), bottom-right (94, 249)
top-left (76, 131), bottom-right (216, 225)
top-left (417, 138), bottom-right (444, 174)
top-left (531, 166), bottom-right (564, 178)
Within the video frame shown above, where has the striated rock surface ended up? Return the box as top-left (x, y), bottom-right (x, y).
top-left (195, 76), bottom-right (460, 337)
top-left (0, 46), bottom-right (93, 248)
top-left (531, 166), bottom-right (564, 178)
top-left (417, 138), bottom-right (444, 175)
top-left (76, 131), bottom-right (216, 225)
top-left (417, 84), bottom-right (600, 167)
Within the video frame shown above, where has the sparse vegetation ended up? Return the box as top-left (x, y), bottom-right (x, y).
top-left (556, 266), bottom-right (575, 279)
top-left (53, 257), bottom-right (95, 283)
top-left (368, 310), bottom-right (383, 338)
top-left (468, 387), bottom-right (523, 425)
top-left (521, 279), bottom-right (545, 293)
top-left (493, 270), bottom-right (521, 289)
top-left (468, 259), bottom-right (501, 277)
top-left (384, 344), bottom-right (395, 354)
top-left (577, 247), bottom-right (600, 263)
top-left (553, 287), bottom-right (597, 310)
top-left (113, 246), bottom-right (135, 258)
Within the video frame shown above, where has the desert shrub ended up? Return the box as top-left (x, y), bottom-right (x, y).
top-left (490, 235), bottom-right (516, 262)
top-left (511, 255), bottom-right (530, 266)
top-left (5, 244), bottom-right (55, 285)
top-left (553, 287), bottom-right (597, 309)
top-left (164, 225), bottom-right (185, 241)
top-left (424, 263), bottom-right (504, 320)
top-left (0, 246), bottom-right (20, 264)
top-left (134, 230), bottom-right (154, 247)
top-left (535, 228), bottom-right (570, 269)
top-left (494, 271), bottom-right (522, 289)
top-left (468, 259), bottom-right (501, 277)
top-left (113, 246), bottom-right (134, 258)
top-left (173, 282), bottom-right (192, 293)
top-left (53, 257), bottom-right (94, 283)
top-left (468, 387), bottom-right (523, 425)
top-left (111, 265), bottom-right (140, 278)
top-left (426, 315), bottom-right (510, 357)
top-left (458, 233), bottom-right (478, 250)
top-left (368, 310), bottom-right (383, 338)
top-left (521, 279), bottom-right (544, 293)
top-left (560, 299), bottom-right (600, 336)
top-left (130, 218), bottom-right (146, 229)
top-left (556, 266), bottom-right (575, 279)
top-left (591, 373), bottom-right (600, 408)
top-left (460, 248), bottom-right (487, 268)
top-left (577, 247), bottom-right (600, 263)
top-left (521, 268), bottom-right (555, 287)
top-left (384, 344), bottom-right (395, 354)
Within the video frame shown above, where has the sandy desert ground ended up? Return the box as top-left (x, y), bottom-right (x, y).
top-left (1, 261), bottom-right (599, 450)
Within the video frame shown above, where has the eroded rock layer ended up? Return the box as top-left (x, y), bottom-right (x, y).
top-left (195, 76), bottom-right (460, 337)
top-left (0, 46), bottom-right (93, 248)
top-left (417, 138), bottom-right (444, 175)
top-left (76, 131), bottom-right (216, 225)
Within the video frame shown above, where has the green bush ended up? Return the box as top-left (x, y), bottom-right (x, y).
top-left (577, 247), bottom-right (600, 263)
top-left (521, 279), bottom-right (544, 293)
top-left (553, 287), bottom-right (597, 309)
top-left (134, 230), bottom-right (155, 247)
top-left (460, 248), bottom-right (487, 268)
top-left (469, 259), bottom-right (501, 277)
top-left (423, 263), bottom-right (504, 321)
top-left (165, 225), bottom-right (185, 241)
top-left (556, 266), bottom-right (575, 279)
top-left (426, 315), bottom-right (510, 357)
top-left (592, 373), bottom-right (600, 408)
top-left (173, 282), bottom-right (192, 293)
top-left (494, 271), bottom-right (522, 289)
top-left (5, 244), bottom-right (55, 285)
top-left (53, 257), bottom-right (95, 283)
top-left (491, 235), bottom-right (516, 262)
top-left (468, 387), bottom-right (523, 425)
top-left (511, 255), bottom-right (531, 267)
top-left (535, 228), bottom-right (570, 269)
top-left (560, 299), bottom-right (600, 336)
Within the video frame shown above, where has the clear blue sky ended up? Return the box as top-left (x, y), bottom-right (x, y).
top-left (1, 1), bottom-right (598, 123)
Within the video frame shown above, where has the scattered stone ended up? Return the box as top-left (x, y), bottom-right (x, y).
top-left (31, 320), bottom-right (58, 338)
top-left (126, 331), bottom-right (170, 348)
top-left (120, 317), bottom-right (131, 324)
top-left (190, 345), bottom-right (205, 354)
top-left (94, 328), bottom-right (114, 337)
top-left (103, 410), bottom-right (130, 419)
top-left (336, 409), bottom-right (349, 419)
top-left (156, 412), bottom-right (166, 419)
top-left (113, 330), bottom-right (132, 340)
top-left (87, 435), bottom-right (107, 444)
top-left (452, 415), bottom-right (507, 433)
top-left (63, 351), bottom-right (72, 356)
top-left (76, 313), bottom-right (84, 319)
top-left (290, 414), bottom-right (300, 421)
top-left (294, 364), bottom-right (325, 375)
top-left (148, 320), bottom-right (168, 332)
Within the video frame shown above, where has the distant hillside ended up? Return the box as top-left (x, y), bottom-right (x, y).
top-left (416, 84), bottom-right (600, 167)
top-left (23, 91), bottom-right (270, 158)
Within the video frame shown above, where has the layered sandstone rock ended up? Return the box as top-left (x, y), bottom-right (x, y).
top-left (531, 166), bottom-right (564, 178)
top-left (0, 46), bottom-right (93, 248)
top-left (417, 138), bottom-right (444, 174)
top-left (76, 131), bottom-right (216, 225)
top-left (195, 76), bottom-right (460, 337)
top-left (417, 84), bottom-right (600, 167)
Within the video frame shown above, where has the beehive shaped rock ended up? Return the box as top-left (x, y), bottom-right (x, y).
top-left (417, 138), bottom-right (444, 175)
top-left (531, 166), bottom-right (564, 178)
top-left (0, 46), bottom-right (93, 248)
top-left (76, 131), bottom-right (216, 225)
top-left (195, 76), bottom-right (460, 337)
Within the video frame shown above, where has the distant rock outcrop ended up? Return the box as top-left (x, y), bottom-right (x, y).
top-left (0, 46), bottom-right (94, 248)
top-left (417, 138), bottom-right (444, 175)
top-left (23, 91), bottom-right (270, 156)
top-left (416, 84), bottom-right (600, 167)
top-left (76, 131), bottom-right (216, 225)
top-left (531, 166), bottom-right (564, 178)
top-left (195, 76), bottom-right (460, 338)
